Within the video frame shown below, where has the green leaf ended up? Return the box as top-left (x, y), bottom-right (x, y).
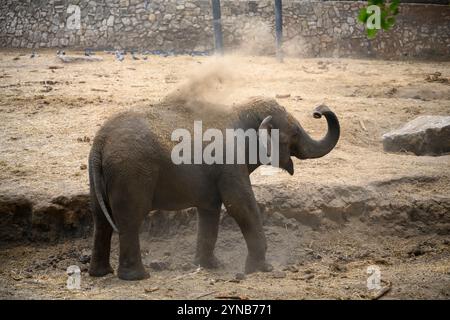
top-left (386, 16), bottom-right (396, 29)
top-left (389, 0), bottom-right (400, 15)
top-left (380, 18), bottom-right (389, 30)
top-left (358, 8), bottom-right (368, 23)
top-left (390, 0), bottom-right (400, 8)
top-left (367, 28), bottom-right (378, 39)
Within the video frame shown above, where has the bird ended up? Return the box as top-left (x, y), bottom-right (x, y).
top-left (115, 50), bottom-right (124, 62)
top-left (56, 50), bottom-right (65, 56)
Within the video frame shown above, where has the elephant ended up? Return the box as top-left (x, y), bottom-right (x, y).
top-left (88, 97), bottom-right (340, 280)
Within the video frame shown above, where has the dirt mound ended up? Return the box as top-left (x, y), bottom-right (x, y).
top-left (2, 174), bottom-right (449, 243)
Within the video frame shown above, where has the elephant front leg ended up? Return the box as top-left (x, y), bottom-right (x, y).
top-left (195, 207), bottom-right (222, 269)
top-left (218, 172), bottom-right (273, 274)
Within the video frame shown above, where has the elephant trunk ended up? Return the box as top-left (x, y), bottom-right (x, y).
top-left (294, 105), bottom-right (340, 159)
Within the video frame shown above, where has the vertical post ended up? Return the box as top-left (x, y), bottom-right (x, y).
top-left (274, 0), bottom-right (283, 62)
top-left (211, 0), bottom-right (224, 55)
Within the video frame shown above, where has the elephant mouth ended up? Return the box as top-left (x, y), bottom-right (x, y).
top-left (280, 158), bottom-right (294, 175)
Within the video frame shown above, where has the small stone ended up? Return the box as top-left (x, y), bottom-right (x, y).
top-left (272, 270), bottom-right (286, 279)
top-left (149, 260), bottom-right (170, 271)
top-left (282, 265), bottom-right (299, 273)
top-left (80, 164), bottom-right (87, 170)
top-left (407, 245), bottom-right (427, 257)
top-left (329, 262), bottom-right (347, 272)
top-left (235, 273), bottom-right (246, 280)
top-left (185, 2), bottom-right (197, 9)
top-left (275, 93), bottom-right (291, 99)
top-left (107, 16), bottom-right (114, 27)
top-left (180, 262), bottom-right (195, 271)
top-left (300, 274), bottom-right (314, 281)
top-left (121, 17), bottom-right (131, 26)
top-left (78, 250), bottom-right (91, 264)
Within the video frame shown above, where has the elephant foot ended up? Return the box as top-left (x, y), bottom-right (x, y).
top-left (194, 254), bottom-right (222, 269)
top-left (245, 256), bottom-right (273, 274)
top-left (89, 264), bottom-right (114, 277)
top-left (117, 265), bottom-right (149, 281)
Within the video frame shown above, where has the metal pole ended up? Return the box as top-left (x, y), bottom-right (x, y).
top-left (274, 0), bottom-right (283, 62)
top-left (211, 0), bottom-right (224, 55)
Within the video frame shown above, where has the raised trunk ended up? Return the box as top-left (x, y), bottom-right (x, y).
top-left (294, 105), bottom-right (340, 159)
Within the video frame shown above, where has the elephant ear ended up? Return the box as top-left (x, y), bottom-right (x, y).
top-left (258, 115), bottom-right (272, 157)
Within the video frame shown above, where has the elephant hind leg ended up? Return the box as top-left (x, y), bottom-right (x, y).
top-left (109, 169), bottom-right (157, 281)
top-left (89, 171), bottom-right (114, 277)
top-left (117, 231), bottom-right (149, 281)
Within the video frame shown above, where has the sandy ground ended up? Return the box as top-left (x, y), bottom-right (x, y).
top-left (0, 49), bottom-right (449, 299)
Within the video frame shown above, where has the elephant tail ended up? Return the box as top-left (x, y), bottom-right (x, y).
top-left (89, 149), bottom-right (119, 233)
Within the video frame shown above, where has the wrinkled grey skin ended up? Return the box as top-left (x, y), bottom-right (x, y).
top-left (88, 98), bottom-right (340, 280)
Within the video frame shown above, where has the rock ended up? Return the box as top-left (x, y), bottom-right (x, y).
top-left (266, 212), bottom-right (298, 229)
top-left (271, 270), bottom-right (286, 279)
top-left (425, 72), bottom-right (449, 84)
top-left (235, 272), bottom-right (246, 280)
top-left (296, 274), bottom-right (314, 281)
top-left (275, 93), bottom-right (291, 99)
top-left (58, 55), bottom-right (103, 63)
top-left (180, 262), bottom-right (196, 271)
top-left (282, 265), bottom-right (299, 273)
top-left (148, 259), bottom-right (170, 271)
top-left (107, 16), bottom-right (115, 27)
top-left (329, 262), bottom-right (347, 272)
top-left (121, 17), bottom-right (131, 26)
top-left (79, 250), bottom-right (91, 264)
top-left (382, 116), bottom-right (450, 156)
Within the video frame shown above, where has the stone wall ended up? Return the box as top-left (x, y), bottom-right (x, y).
top-left (0, 0), bottom-right (449, 59)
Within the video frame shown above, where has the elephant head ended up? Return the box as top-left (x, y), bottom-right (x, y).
top-left (258, 104), bottom-right (340, 175)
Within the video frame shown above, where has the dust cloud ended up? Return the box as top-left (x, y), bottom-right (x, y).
top-left (163, 18), bottom-right (309, 115)
top-left (165, 57), bottom-right (242, 113)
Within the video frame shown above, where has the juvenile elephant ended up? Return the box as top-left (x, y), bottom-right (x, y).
top-left (88, 97), bottom-right (340, 280)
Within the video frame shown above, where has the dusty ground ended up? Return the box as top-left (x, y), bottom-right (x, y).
top-left (0, 49), bottom-right (449, 299)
